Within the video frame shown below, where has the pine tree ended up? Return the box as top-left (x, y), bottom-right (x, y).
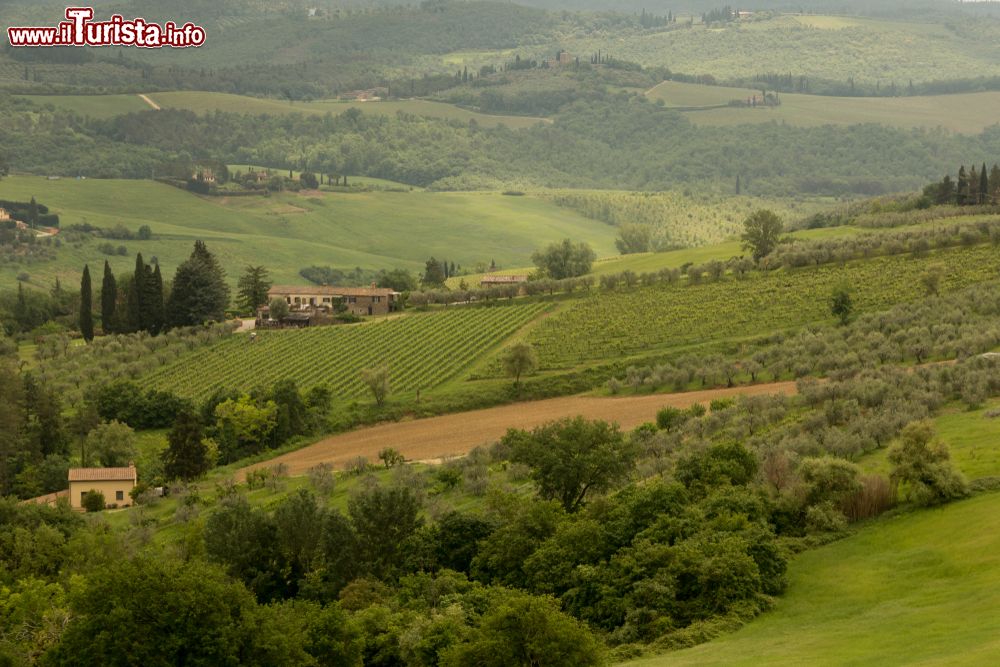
top-left (166, 241), bottom-right (230, 327)
top-left (236, 266), bottom-right (272, 312)
top-left (80, 265), bottom-right (94, 342)
top-left (101, 260), bottom-right (117, 334)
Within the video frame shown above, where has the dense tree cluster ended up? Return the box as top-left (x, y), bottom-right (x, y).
top-left (7, 93), bottom-right (1000, 196)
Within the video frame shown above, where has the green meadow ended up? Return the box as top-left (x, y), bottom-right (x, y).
top-left (622, 490), bottom-right (1000, 666)
top-left (646, 81), bottom-right (1000, 134)
top-left (17, 92), bottom-right (549, 128)
top-left (0, 176), bottom-right (618, 289)
top-left (566, 14), bottom-right (1000, 84)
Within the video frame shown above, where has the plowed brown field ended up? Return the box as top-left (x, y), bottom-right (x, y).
top-left (238, 381), bottom-right (798, 479)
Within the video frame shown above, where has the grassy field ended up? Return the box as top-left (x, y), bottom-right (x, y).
top-left (646, 81), bottom-right (1000, 134)
top-left (445, 226), bottom-right (856, 289)
top-left (16, 92), bottom-right (549, 128)
top-left (861, 400), bottom-right (1000, 482)
top-left (0, 176), bottom-right (618, 290)
top-left (622, 490), bottom-right (1000, 666)
top-left (564, 14), bottom-right (1000, 85)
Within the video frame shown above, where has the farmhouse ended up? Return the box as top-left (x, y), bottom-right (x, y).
top-left (0, 207), bottom-right (10, 222)
top-left (68, 464), bottom-right (138, 510)
top-left (480, 274), bottom-right (529, 287)
top-left (268, 284), bottom-right (399, 316)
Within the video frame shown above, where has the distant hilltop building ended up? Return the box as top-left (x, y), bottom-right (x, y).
top-left (546, 50), bottom-right (574, 67)
top-left (480, 274), bottom-right (529, 287)
top-left (0, 207), bottom-right (10, 222)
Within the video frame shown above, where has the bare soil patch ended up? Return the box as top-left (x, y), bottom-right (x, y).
top-left (238, 381), bottom-right (798, 479)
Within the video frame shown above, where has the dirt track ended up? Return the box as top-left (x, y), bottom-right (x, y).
top-left (238, 381), bottom-right (798, 479)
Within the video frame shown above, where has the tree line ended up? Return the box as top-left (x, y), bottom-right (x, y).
top-left (77, 240), bottom-right (230, 341)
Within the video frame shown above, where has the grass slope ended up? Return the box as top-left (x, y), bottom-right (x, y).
top-left (16, 92), bottom-right (549, 128)
top-left (566, 14), bottom-right (1000, 84)
top-left (647, 81), bottom-right (1000, 134)
top-left (622, 491), bottom-right (1000, 666)
top-left (0, 176), bottom-right (618, 289)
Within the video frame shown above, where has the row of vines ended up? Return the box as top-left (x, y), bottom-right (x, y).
top-left (144, 303), bottom-right (547, 401)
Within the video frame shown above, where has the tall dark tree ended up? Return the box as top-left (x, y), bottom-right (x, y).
top-left (79, 264), bottom-right (94, 342)
top-left (163, 409), bottom-right (209, 481)
top-left (101, 260), bottom-right (117, 334)
top-left (126, 253), bottom-right (147, 333)
top-left (980, 163), bottom-right (989, 205)
top-left (956, 165), bottom-right (968, 205)
top-left (421, 257), bottom-right (446, 287)
top-left (146, 263), bottom-right (165, 334)
top-left (166, 241), bottom-right (230, 327)
top-left (28, 196), bottom-right (38, 228)
top-left (236, 265), bottom-right (272, 313)
top-left (990, 164), bottom-right (1000, 204)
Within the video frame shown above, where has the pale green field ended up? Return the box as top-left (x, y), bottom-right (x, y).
top-left (647, 80), bottom-right (1000, 134)
top-left (565, 14), bottom-right (1000, 85)
top-left (148, 92), bottom-right (548, 128)
top-left (16, 93), bottom-right (152, 118)
top-left (445, 226), bottom-right (857, 288)
top-left (622, 490), bottom-right (1000, 666)
top-left (861, 400), bottom-right (1000, 481)
top-left (15, 91), bottom-right (548, 127)
top-left (0, 176), bottom-right (618, 290)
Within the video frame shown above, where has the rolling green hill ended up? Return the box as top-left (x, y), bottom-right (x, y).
top-left (16, 92), bottom-right (548, 128)
top-left (512, 244), bottom-right (1000, 372)
top-left (647, 81), bottom-right (1000, 134)
top-left (621, 490), bottom-right (1000, 666)
top-left (0, 176), bottom-right (619, 289)
top-left (562, 14), bottom-right (1000, 85)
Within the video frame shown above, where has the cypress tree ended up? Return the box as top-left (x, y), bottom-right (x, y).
top-left (127, 253), bottom-right (146, 332)
top-left (101, 260), bottom-right (117, 334)
top-left (980, 163), bottom-right (989, 205)
top-left (957, 165), bottom-right (968, 205)
top-left (147, 263), bottom-right (165, 334)
top-left (28, 196), bottom-right (38, 228)
top-left (80, 265), bottom-right (94, 342)
top-left (969, 165), bottom-right (980, 205)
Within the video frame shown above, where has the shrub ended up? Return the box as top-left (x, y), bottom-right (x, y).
top-left (82, 489), bottom-right (105, 512)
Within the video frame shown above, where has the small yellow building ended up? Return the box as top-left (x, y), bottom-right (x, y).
top-left (68, 465), bottom-right (138, 510)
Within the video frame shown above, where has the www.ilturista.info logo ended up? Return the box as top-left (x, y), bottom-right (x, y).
top-left (7, 7), bottom-right (206, 48)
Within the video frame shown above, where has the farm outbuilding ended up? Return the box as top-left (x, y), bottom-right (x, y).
top-left (67, 464), bottom-right (138, 510)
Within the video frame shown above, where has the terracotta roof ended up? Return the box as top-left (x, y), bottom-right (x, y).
top-left (68, 466), bottom-right (137, 482)
top-left (268, 285), bottom-right (397, 297)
